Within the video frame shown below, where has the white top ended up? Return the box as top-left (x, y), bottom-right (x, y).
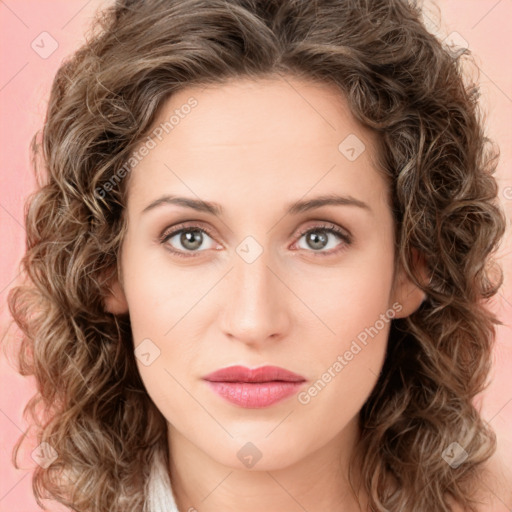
top-left (147, 449), bottom-right (180, 512)
top-left (168, 480), bottom-right (179, 511)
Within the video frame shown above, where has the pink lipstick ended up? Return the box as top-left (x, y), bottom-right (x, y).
top-left (203, 365), bottom-right (306, 408)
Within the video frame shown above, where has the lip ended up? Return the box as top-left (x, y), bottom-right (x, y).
top-left (203, 365), bottom-right (306, 383)
top-left (203, 365), bottom-right (307, 408)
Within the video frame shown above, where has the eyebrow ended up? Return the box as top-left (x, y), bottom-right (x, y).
top-left (141, 193), bottom-right (371, 216)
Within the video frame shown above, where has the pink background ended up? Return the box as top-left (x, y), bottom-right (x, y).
top-left (0, 1), bottom-right (511, 510)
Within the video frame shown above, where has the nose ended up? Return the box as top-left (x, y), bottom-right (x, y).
top-left (219, 250), bottom-right (291, 348)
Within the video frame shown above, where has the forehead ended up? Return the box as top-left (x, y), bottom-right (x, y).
top-left (151, 76), bottom-right (378, 150)
top-left (125, 75), bottom-right (388, 213)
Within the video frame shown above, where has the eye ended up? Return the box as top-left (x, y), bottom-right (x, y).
top-left (159, 223), bottom-right (218, 258)
top-left (293, 223), bottom-right (352, 256)
top-left (159, 221), bottom-right (352, 258)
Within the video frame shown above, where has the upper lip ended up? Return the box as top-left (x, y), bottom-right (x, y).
top-left (203, 365), bottom-right (306, 383)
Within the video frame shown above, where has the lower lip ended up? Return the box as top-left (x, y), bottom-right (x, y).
top-left (204, 381), bottom-right (305, 408)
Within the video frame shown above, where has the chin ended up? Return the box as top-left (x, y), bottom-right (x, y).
top-left (201, 432), bottom-right (312, 472)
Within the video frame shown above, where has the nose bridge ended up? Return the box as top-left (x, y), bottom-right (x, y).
top-left (220, 243), bottom-right (288, 343)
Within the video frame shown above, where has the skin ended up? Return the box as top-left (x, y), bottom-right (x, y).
top-left (104, 75), bottom-right (428, 511)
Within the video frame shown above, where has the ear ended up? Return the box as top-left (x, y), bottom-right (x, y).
top-left (103, 276), bottom-right (129, 315)
top-left (390, 248), bottom-right (428, 319)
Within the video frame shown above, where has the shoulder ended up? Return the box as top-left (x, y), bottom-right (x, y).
top-left (451, 423), bottom-right (512, 512)
top-left (478, 431), bottom-right (512, 511)
top-left (455, 347), bottom-right (512, 512)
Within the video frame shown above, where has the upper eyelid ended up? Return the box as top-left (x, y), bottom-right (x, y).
top-left (160, 221), bottom-right (215, 241)
top-left (297, 222), bottom-right (351, 239)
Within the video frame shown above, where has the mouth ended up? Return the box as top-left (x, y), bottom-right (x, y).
top-left (202, 365), bottom-right (307, 408)
top-left (202, 365), bottom-right (306, 383)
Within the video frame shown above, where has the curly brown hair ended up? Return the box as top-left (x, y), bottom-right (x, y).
top-left (5, 0), bottom-right (507, 510)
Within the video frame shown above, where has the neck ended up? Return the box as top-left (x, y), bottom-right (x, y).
top-left (167, 417), bottom-right (369, 512)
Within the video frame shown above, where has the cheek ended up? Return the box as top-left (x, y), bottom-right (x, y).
top-left (295, 291), bottom-right (392, 438)
top-left (293, 252), bottom-right (394, 404)
top-left (120, 241), bottom-right (185, 338)
top-left (303, 291), bottom-right (391, 402)
top-left (297, 253), bottom-right (394, 351)
top-left (119, 255), bottom-right (184, 405)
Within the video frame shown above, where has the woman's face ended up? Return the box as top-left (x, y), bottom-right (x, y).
top-left (106, 76), bottom-right (424, 471)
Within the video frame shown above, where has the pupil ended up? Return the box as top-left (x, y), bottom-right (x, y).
top-left (181, 230), bottom-right (202, 250)
top-left (308, 231), bottom-right (327, 250)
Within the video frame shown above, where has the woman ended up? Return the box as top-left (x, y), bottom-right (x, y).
top-left (7, 0), bottom-right (510, 510)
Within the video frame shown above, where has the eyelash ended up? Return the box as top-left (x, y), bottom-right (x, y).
top-left (159, 222), bottom-right (352, 258)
